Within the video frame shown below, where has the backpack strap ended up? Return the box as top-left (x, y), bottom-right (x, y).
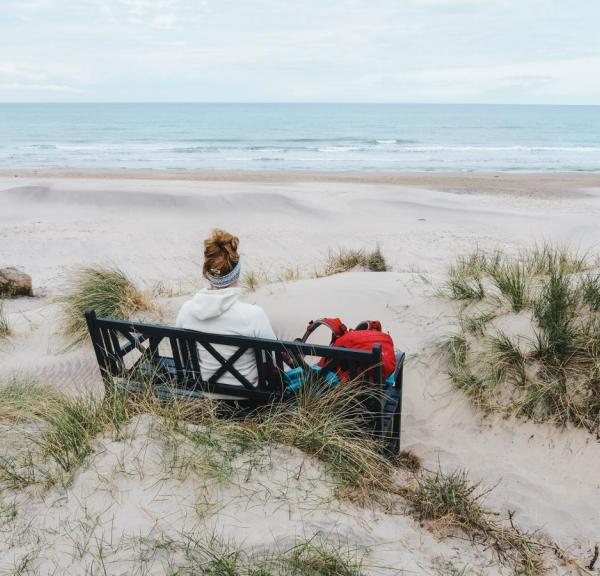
top-left (299, 318), bottom-right (348, 344)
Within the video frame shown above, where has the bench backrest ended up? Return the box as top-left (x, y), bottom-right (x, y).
top-left (85, 309), bottom-right (385, 403)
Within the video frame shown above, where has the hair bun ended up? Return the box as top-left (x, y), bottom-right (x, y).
top-left (203, 229), bottom-right (240, 279)
top-left (210, 229), bottom-right (239, 250)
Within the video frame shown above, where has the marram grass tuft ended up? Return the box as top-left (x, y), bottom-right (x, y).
top-left (442, 245), bottom-right (600, 434)
top-left (59, 266), bottom-right (154, 345)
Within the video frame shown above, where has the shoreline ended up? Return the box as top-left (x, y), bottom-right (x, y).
top-left (3, 168), bottom-right (600, 197)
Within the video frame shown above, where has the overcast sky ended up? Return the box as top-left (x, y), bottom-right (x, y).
top-left (2, 0), bottom-right (600, 104)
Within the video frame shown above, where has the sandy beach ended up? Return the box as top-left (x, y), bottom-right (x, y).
top-left (3, 170), bottom-right (600, 292)
top-left (1, 171), bottom-right (599, 574)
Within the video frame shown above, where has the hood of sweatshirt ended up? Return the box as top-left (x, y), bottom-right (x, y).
top-left (187, 287), bottom-right (241, 320)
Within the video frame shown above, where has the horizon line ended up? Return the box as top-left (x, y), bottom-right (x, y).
top-left (1, 101), bottom-right (600, 107)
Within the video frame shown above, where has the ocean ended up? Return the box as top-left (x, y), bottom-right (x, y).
top-left (1, 103), bottom-right (599, 172)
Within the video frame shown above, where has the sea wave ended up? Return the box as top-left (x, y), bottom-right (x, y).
top-left (317, 146), bottom-right (363, 152)
top-left (248, 146), bottom-right (286, 152)
top-left (372, 139), bottom-right (418, 145)
top-left (383, 145), bottom-right (600, 153)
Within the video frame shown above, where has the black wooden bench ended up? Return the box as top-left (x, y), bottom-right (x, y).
top-left (85, 309), bottom-right (405, 452)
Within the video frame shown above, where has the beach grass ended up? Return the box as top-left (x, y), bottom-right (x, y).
top-left (161, 376), bottom-right (397, 498)
top-left (251, 379), bottom-right (395, 497)
top-left (1, 373), bottom-right (588, 575)
top-left (486, 331), bottom-right (527, 386)
top-left (325, 248), bottom-right (368, 275)
top-left (241, 267), bottom-right (303, 292)
top-left (137, 532), bottom-right (366, 576)
top-left (442, 245), bottom-right (600, 433)
top-left (404, 468), bottom-right (546, 575)
top-left (0, 375), bottom-right (149, 487)
top-left (405, 469), bottom-right (492, 532)
top-left (523, 242), bottom-right (588, 276)
top-left (241, 269), bottom-right (262, 292)
top-left (324, 246), bottom-right (390, 276)
top-left (488, 261), bottom-right (530, 312)
top-left (40, 394), bottom-right (105, 474)
top-left (277, 265), bottom-right (303, 282)
top-left (0, 301), bottom-right (10, 339)
top-left (0, 375), bottom-right (64, 423)
top-left (0, 371), bottom-right (394, 498)
top-left (444, 264), bottom-right (485, 301)
top-left (581, 273), bottom-right (600, 311)
top-left (460, 310), bottom-right (497, 336)
top-left (442, 335), bottom-right (490, 408)
top-left (241, 247), bottom-right (389, 290)
top-left (365, 245), bottom-right (389, 272)
top-left (58, 266), bottom-right (154, 345)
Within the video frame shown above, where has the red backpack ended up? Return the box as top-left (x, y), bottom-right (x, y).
top-left (299, 318), bottom-right (396, 381)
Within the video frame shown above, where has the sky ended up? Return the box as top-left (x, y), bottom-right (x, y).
top-left (1, 0), bottom-right (600, 104)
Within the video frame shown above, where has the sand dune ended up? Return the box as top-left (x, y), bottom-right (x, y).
top-left (1, 183), bottom-right (315, 215)
top-left (1, 172), bottom-right (599, 574)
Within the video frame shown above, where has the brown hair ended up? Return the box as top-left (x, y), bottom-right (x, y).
top-left (203, 229), bottom-right (240, 278)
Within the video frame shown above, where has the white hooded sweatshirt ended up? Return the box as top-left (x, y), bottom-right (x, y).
top-left (175, 287), bottom-right (276, 386)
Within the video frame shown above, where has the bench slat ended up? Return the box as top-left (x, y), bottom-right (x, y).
top-left (91, 317), bottom-right (376, 361)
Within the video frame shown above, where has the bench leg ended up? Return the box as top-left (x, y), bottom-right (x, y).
top-left (393, 368), bottom-right (404, 454)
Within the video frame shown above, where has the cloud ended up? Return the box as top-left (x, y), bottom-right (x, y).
top-left (117, 0), bottom-right (180, 29)
top-left (153, 13), bottom-right (177, 29)
top-left (0, 62), bottom-right (46, 82)
top-left (0, 0), bottom-right (599, 102)
top-left (0, 82), bottom-right (78, 92)
top-left (396, 56), bottom-right (600, 101)
top-left (0, 61), bottom-right (81, 96)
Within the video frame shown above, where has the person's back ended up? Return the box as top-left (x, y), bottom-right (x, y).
top-left (175, 229), bottom-right (275, 386)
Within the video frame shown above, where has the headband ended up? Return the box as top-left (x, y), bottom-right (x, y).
top-left (206, 260), bottom-right (242, 288)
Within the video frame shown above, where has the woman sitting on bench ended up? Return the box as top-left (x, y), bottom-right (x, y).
top-left (175, 228), bottom-right (276, 385)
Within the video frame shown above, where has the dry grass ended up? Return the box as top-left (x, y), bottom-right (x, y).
top-left (323, 246), bottom-right (390, 276)
top-left (241, 247), bottom-right (389, 290)
top-left (0, 376), bottom-right (149, 487)
top-left (2, 374), bottom-right (589, 575)
top-left (0, 375), bottom-right (65, 423)
top-left (523, 243), bottom-right (588, 276)
top-left (394, 450), bottom-right (422, 472)
top-left (249, 380), bottom-right (396, 497)
top-left (0, 372), bottom-right (396, 499)
top-left (278, 266), bottom-right (303, 282)
top-left (154, 377), bottom-right (398, 500)
top-left (403, 468), bottom-right (547, 575)
top-left (240, 269), bottom-right (263, 292)
top-left (241, 267), bottom-right (301, 292)
top-left (58, 266), bottom-right (154, 345)
top-left (442, 245), bottom-right (600, 434)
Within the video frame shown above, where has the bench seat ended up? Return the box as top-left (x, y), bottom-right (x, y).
top-left (85, 309), bottom-right (405, 452)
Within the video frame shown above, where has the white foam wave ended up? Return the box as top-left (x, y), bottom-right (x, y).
top-left (317, 146), bottom-right (362, 152)
top-left (399, 145), bottom-right (600, 153)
